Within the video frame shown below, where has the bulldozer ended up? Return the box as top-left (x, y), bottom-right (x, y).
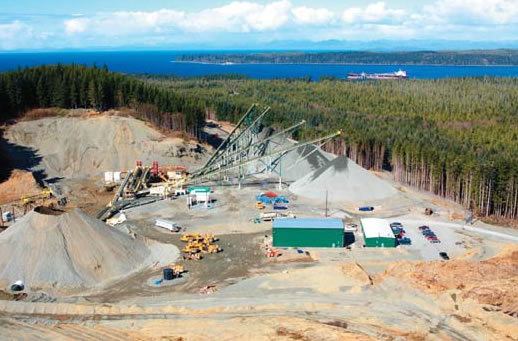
top-left (172, 264), bottom-right (185, 274)
top-left (203, 233), bottom-right (218, 243)
top-left (182, 244), bottom-right (198, 253)
top-left (180, 233), bottom-right (202, 242)
top-left (206, 244), bottom-right (222, 253)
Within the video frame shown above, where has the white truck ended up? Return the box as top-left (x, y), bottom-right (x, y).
top-left (155, 219), bottom-right (180, 232)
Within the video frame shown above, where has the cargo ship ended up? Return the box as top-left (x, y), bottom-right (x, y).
top-left (347, 70), bottom-right (408, 80)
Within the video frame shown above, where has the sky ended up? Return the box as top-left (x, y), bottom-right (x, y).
top-left (0, 0), bottom-right (517, 51)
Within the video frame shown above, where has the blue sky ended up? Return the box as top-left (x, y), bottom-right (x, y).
top-left (0, 0), bottom-right (517, 51)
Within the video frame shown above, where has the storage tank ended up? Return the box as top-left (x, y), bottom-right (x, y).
top-left (163, 268), bottom-right (174, 281)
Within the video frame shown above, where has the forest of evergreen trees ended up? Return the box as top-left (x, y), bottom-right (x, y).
top-left (0, 65), bottom-right (205, 137)
top-left (0, 65), bottom-right (517, 221)
top-left (143, 74), bottom-right (518, 221)
top-left (176, 50), bottom-right (518, 65)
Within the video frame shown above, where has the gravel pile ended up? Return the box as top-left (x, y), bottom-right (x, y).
top-left (289, 156), bottom-right (397, 203)
top-left (0, 208), bottom-right (152, 290)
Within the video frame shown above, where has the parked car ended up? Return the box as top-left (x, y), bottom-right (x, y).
top-left (430, 239), bottom-right (441, 243)
top-left (418, 225), bottom-right (430, 231)
top-left (426, 235), bottom-right (438, 240)
top-left (390, 222), bottom-right (403, 227)
top-left (439, 252), bottom-right (450, 260)
top-left (399, 237), bottom-right (412, 245)
top-left (358, 206), bottom-right (374, 211)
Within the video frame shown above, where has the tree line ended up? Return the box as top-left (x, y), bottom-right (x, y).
top-left (1, 65), bottom-right (517, 221)
top-left (142, 75), bottom-right (518, 221)
top-left (0, 65), bottom-right (205, 138)
top-left (175, 50), bottom-right (518, 65)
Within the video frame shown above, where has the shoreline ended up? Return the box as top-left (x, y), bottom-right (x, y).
top-left (172, 60), bottom-right (518, 67)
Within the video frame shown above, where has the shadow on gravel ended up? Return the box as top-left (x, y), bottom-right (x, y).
top-left (0, 128), bottom-right (46, 184)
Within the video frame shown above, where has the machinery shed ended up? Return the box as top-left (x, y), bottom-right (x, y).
top-left (272, 218), bottom-right (344, 248)
top-left (360, 218), bottom-right (396, 247)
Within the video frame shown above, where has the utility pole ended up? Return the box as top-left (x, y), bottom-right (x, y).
top-left (325, 190), bottom-right (328, 217)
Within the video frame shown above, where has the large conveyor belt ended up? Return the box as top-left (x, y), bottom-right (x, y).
top-left (187, 130), bottom-right (341, 184)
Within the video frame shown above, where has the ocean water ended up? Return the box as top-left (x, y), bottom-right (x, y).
top-left (1, 51), bottom-right (518, 80)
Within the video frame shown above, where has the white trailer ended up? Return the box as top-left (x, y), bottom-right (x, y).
top-left (155, 219), bottom-right (179, 232)
top-left (260, 211), bottom-right (296, 221)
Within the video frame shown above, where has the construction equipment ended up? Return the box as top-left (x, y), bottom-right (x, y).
top-left (181, 233), bottom-right (202, 242)
top-left (95, 104), bottom-right (342, 221)
top-left (203, 233), bottom-right (218, 243)
top-left (172, 264), bottom-right (185, 274)
top-left (255, 201), bottom-right (265, 210)
top-left (265, 248), bottom-right (282, 258)
top-left (206, 244), bottom-right (222, 253)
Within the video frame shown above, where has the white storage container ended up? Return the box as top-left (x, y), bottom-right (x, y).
top-left (155, 219), bottom-right (178, 231)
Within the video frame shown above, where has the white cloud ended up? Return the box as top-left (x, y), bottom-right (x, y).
top-left (342, 2), bottom-right (405, 24)
top-left (1, 0), bottom-right (518, 50)
top-left (63, 1), bottom-right (291, 36)
top-left (0, 21), bottom-right (35, 50)
top-left (246, 0), bottom-right (291, 31)
top-left (64, 18), bottom-right (89, 34)
top-left (292, 6), bottom-right (335, 25)
top-left (424, 0), bottom-right (518, 25)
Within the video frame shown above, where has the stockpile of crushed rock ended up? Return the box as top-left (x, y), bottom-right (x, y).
top-left (0, 208), bottom-right (152, 290)
top-left (4, 115), bottom-right (207, 178)
top-left (289, 156), bottom-right (397, 203)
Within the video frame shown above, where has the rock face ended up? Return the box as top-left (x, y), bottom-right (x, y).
top-left (0, 208), bottom-right (150, 289)
top-left (3, 115), bottom-right (208, 178)
top-left (289, 156), bottom-right (397, 203)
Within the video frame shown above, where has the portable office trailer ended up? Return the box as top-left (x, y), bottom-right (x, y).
top-left (360, 218), bottom-right (396, 247)
top-left (272, 218), bottom-right (344, 248)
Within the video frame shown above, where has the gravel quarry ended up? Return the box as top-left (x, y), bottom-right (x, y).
top-left (0, 113), bottom-right (517, 340)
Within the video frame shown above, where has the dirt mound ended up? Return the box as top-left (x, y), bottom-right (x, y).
top-left (0, 170), bottom-right (42, 205)
top-left (4, 115), bottom-right (208, 179)
top-left (289, 156), bottom-right (397, 203)
top-left (0, 208), bottom-right (152, 290)
top-left (378, 244), bottom-right (518, 312)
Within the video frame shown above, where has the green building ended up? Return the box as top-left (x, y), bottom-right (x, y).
top-left (272, 218), bottom-right (344, 248)
top-left (360, 218), bottom-right (396, 247)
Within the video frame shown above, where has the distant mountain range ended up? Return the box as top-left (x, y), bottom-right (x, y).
top-left (5, 39), bottom-right (518, 53)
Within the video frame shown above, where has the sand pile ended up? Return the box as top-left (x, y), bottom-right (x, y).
top-left (289, 156), bottom-right (397, 203)
top-left (378, 244), bottom-right (518, 312)
top-left (0, 170), bottom-right (42, 205)
top-left (0, 208), bottom-right (152, 290)
top-left (4, 115), bottom-right (208, 179)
